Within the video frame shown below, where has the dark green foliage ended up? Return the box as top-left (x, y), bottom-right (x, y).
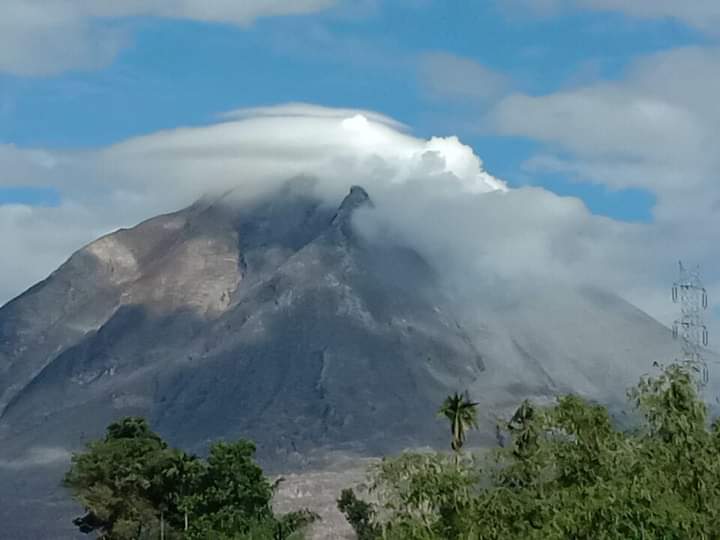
top-left (274, 509), bottom-right (321, 540)
top-left (342, 362), bottom-right (720, 539)
top-left (369, 452), bottom-right (481, 540)
top-left (184, 441), bottom-right (275, 539)
top-left (337, 488), bottom-right (380, 540)
top-left (65, 418), bottom-right (316, 539)
top-left (437, 392), bottom-right (479, 453)
top-left (64, 417), bottom-right (171, 539)
top-left (146, 448), bottom-right (204, 533)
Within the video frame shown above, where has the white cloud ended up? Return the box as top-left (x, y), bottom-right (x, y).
top-left (355, 181), bottom-right (653, 297)
top-left (503, 0), bottom-right (720, 33)
top-left (0, 104), bottom-right (504, 304)
top-left (0, 101), bottom-right (710, 349)
top-left (220, 103), bottom-right (407, 129)
top-left (0, 0), bottom-right (336, 75)
top-left (0, 101), bottom-right (715, 345)
top-left (76, 0), bottom-right (338, 24)
top-left (418, 52), bottom-right (509, 103)
top-left (466, 46), bottom-right (720, 337)
top-left (487, 47), bottom-right (720, 221)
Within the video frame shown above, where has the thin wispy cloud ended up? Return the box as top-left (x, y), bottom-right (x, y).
top-left (501, 0), bottom-right (720, 34)
top-left (418, 52), bottom-right (509, 104)
top-left (0, 0), bottom-right (337, 75)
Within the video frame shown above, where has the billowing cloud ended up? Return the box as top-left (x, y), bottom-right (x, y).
top-left (0, 103), bottom-right (504, 304)
top-left (0, 101), bottom-right (715, 342)
top-left (462, 45), bottom-right (720, 338)
top-left (1, 0), bottom-right (336, 75)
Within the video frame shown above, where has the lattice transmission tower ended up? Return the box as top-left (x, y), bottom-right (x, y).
top-left (672, 261), bottom-right (709, 386)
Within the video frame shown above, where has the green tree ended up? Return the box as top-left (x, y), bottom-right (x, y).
top-left (343, 361), bottom-right (720, 539)
top-left (437, 392), bottom-right (479, 457)
top-left (65, 419), bottom-right (316, 540)
top-left (64, 417), bottom-right (169, 539)
top-left (337, 488), bottom-right (380, 540)
top-left (185, 440), bottom-right (273, 537)
top-left (145, 448), bottom-right (204, 535)
top-left (184, 440), bottom-right (318, 539)
top-left (369, 452), bottom-right (480, 539)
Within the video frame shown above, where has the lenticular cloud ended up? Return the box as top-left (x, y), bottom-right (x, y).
top-left (100, 103), bottom-right (507, 205)
top-left (0, 103), bottom-right (506, 305)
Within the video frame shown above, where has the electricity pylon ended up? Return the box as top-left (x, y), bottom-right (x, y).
top-left (672, 261), bottom-right (709, 386)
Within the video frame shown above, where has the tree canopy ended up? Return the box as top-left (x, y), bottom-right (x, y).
top-left (339, 361), bottom-right (720, 539)
top-left (64, 417), bottom-right (316, 539)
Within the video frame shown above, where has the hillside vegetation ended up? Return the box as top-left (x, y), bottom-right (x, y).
top-left (65, 360), bottom-right (719, 539)
top-left (338, 361), bottom-right (720, 539)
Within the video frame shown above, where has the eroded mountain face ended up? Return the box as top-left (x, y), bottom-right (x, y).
top-left (0, 179), bottom-right (692, 460)
top-left (0, 180), bottom-right (488, 465)
top-left (0, 178), bottom-right (698, 538)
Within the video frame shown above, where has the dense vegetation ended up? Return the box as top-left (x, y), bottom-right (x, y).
top-left (64, 418), bottom-right (317, 539)
top-left (339, 361), bottom-right (720, 539)
top-left (65, 360), bottom-right (720, 539)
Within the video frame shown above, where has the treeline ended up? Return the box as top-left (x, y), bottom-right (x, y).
top-left (337, 361), bottom-right (720, 539)
top-left (64, 418), bottom-right (317, 539)
top-left (67, 360), bottom-right (720, 539)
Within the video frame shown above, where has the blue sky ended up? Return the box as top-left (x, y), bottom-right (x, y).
top-left (0, 1), bottom-right (707, 221)
top-left (2, 0), bottom-right (720, 333)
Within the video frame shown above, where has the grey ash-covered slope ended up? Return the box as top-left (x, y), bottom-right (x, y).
top-left (0, 180), bottom-right (486, 464)
top-left (0, 179), bottom-right (696, 464)
top-left (0, 178), bottom-right (701, 538)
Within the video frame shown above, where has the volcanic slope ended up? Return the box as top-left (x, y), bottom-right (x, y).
top-left (0, 180), bottom-right (488, 464)
top-left (0, 179), bottom-right (706, 539)
top-left (2, 178), bottom-right (705, 459)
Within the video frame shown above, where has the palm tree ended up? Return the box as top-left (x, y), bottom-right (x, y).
top-left (438, 392), bottom-right (479, 462)
top-left (506, 399), bottom-right (538, 460)
top-left (149, 449), bottom-right (203, 534)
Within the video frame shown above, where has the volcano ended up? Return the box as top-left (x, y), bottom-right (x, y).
top-left (0, 178), bottom-right (688, 538)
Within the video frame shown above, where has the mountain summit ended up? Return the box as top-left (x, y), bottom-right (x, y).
top-left (0, 181), bottom-right (486, 460)
top-left (0, 179), bottom-right (689, 538)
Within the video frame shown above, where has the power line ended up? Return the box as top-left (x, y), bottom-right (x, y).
top-left (672, 261), bottom-right (709, 386)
